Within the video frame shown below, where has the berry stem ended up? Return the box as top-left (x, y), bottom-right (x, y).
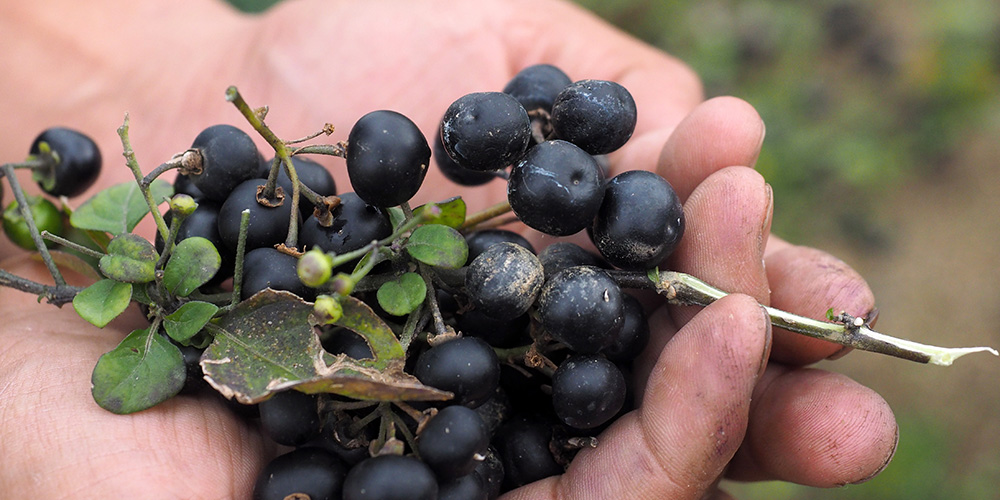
top-left (612, 269), bottom-right (998, 366)
top-left (0, 157), bottom-right (54, 178)
top-left (0, 268), bottom-right (81, 306)
top-left (0, 163), bottom-right (66, 286)
top-left (117, 114), bottom-right (170, 243)
top-left (417, 263), bottom-right (449, 337)
top-left (227, 209), bottom-right (252, 310)
top-left (279, 156), bottom-right (302, 249)
top-left (461, 200), bottom-right (513, 230)
top-left (39, 231), bottom-right (105, 259)
top-left (291, 142), bottom-right (348, 158)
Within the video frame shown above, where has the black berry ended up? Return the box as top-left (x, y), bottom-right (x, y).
top-left (590, 169), bottom-right (684, 270)
top-left (414, 337), bottom-right (501, 409)
top-left (507, 140), bottom-right (605, 236)
top-left (464, 242), bottom-right (544, 321)
top-left (347, 110), bottom-right (430, 207)
top-left (218, 178), bottom-right (294, 252)
top-left (343, 455), bottom-right (438, 500)
top-left (253, 447), bottom-right (347, 500)
top-left (241, 247), bottom-right (314, 301)
top-left (550, 355), bottom-right (627, 429)
top-left (29, 127), bottom-right (102, 198)
top-left (441, 92), bottom-right (531, 172)
top-left (502, 64), bottom-right (572, 113)
top-left (537, 266), bottom-right (624, 354)
top-left (188, 124), bottom-right (262, 201)
top-left (258, 390), bottom-right (321, 447)
top-left (417, 405), bottom-right (490, 480)
top-left (551, 80), bottom-right (637, 155)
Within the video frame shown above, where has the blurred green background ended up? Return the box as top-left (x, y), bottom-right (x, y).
top-left (229, 0), bottom-right (1000, 498)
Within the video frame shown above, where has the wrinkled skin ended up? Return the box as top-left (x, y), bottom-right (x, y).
top-left (0, 0), bottom-right (897, 498)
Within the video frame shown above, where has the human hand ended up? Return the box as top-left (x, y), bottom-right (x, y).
top-left (0, 0), bottom-right (896, 498)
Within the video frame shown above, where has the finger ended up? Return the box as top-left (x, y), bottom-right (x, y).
top-left (764, 245), bottom-right (876, 364)
top-left (657, 96), bottom-right (766, 201)
top-left (726, 365), bottom-right (898, 486)
top-left (502, 294), bottom-right (771, 500)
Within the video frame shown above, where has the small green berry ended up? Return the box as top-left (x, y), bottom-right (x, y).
top-left (297, 248), bottom-right (333, 288)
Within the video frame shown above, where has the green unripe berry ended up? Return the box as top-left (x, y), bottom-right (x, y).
top-left (298, 248), bottom-right (333, 288)
top-left (169, 193), bottom-right (198, 217)
top-left (312, 295), bottom-right (343, 324)
top-left (3, 196), bottom-right (64, 250)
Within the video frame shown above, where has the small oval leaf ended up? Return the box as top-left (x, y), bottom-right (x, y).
top-left (162, 237), bottom-right (221, 296)
top-left (91, 328), bottom-right (186, 414)
top-left (71, 180), bottom-right (173, 235)
top-left (99, 233), bottom-right (158, 283)
top-left (164, 301), bottom-right (219, 344)
top-left (376, 272), bottom-right (427, 316)
top-left (414, 197), bottom-right (466, 229)
top-left (405, 224), bottom-right (468, 269)
top-left (73, 279), bottom-right (133, 328)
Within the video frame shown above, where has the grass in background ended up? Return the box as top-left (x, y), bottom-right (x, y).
top-left (573, 0), bottom-right (1000, 247)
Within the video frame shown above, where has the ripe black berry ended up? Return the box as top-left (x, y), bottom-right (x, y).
top-left (464, 242), bottom-right (544, 321)
top-left (464, 229), bottom-right (535, 264)
top-left (258, 390), bottom-right (321, 447)
top-left (299, 192), bottom-right (392, 260)
top-left (347, 110), bottom-right (430, 207)
top-left (603, 293), bottom-right (650, 363)
top-left (253, 447), bottom-right (347, 500)
top-left (414, 337), bottom-right (501, 409)
top-left (188, 124), bottom-right (262, 201)
top-left (537, 241), bottom-right (606, 279)
top-left (262, 155), bottom-right (337, 217)
top-left (492, 415), bottom-right (563, 490)
top-left (417, 405), bottom-right (490, 480)
top-left (241, 247), bottom-right (314, 301)
top-left (29, 127), bottom-right (102, 198)
top-left (507, 140), bottom-right (605, 236)
top-left (551, 79), bottom-right (637, 155)
top-left (343, 455), bottom-right (438, 500)
top-left (590, 169), bottom-right (684, 270)
top-left (439, 473), bottom-right (489, 500)
top-left (537, 266), bottom-right (624, 354)
top-left (441, 92), bottom-right (532, 171)
top-left (550, 355), bottom-right (626, 429)
top-left (502, 64), bottom-right (573, 113)
top-left (434, 124), bottom-right (497, 186)
top-left (218, 178), bottom-right (294, 252)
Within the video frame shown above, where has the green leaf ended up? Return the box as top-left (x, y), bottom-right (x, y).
top-left (405, 224), bottom-right (468, 269)
top-left (164, 301), bottom-right (219, 344)
top-left (162, 237), bottom-right (221, 297)
top-left (131, 282), bottom-right (154, 306)
top-left (414, 197), bottom-right (466, 229)
top-left (70, 180), bottom-right (173, 235)
top-left (387, 206), bottom-right (406, 231)
top-left (376, 272), bottom-right (426, 316)
top-left (73, 279), bottom-right (133, 328)
top-left (201, 290), bottom-right (449, 404)
top-left (99, 233), bottom-right (158, 283)
top-left (91, 328), bottom-right (185, 414)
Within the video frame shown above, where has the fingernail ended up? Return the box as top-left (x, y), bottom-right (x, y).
top-left (758, 183), bottom-right (773, 257)
top-left (758, 304), bottom-right (772, 377)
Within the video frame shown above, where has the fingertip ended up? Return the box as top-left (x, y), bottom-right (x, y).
top-left (764, 245), bottom-right (876, 364)
top-left (735, 368), bottom-right (899, 487)
top-left (658, 96), bottom-right (765, 201)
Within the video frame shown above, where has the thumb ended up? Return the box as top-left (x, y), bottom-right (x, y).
top-left (502, 294), bottom-right (771, 500)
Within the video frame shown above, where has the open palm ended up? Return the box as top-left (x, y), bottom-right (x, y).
top-left (0, 0), bottom-right (897, 498)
